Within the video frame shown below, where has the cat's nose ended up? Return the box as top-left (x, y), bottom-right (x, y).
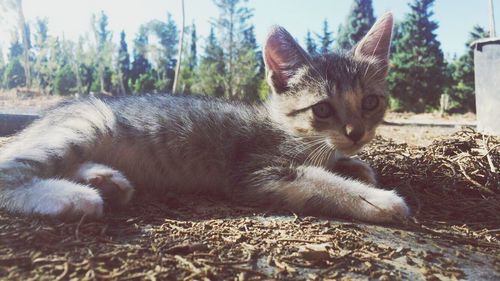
top-left (344, 124), bottom-right (364, 143)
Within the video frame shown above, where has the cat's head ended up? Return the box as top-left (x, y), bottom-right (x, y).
top-left (264, 13), bottom-right (393, 155)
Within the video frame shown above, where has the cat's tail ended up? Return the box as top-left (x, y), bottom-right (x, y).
top-left (0, 99), bottom-right (114, 219)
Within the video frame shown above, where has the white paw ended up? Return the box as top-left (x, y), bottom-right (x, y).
top-left (24, 179), bottom-right (104, 219)
top-left (360, 190), bottom-right (410, 223)
top-left (75, 162), bottom-right (134, 206)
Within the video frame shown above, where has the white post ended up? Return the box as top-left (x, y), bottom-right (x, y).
top-left (489, 0), bottom-right (497, 38)
top-left (172, 0), bottom-right (185, 93)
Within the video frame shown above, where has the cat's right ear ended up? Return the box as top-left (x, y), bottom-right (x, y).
top-left (264, 26), bottom-right (309, 94)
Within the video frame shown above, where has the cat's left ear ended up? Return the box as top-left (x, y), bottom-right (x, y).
top-left (353, 12), bottom-right (393, 74)
top-left (264, 25), bottom-right (309, 94)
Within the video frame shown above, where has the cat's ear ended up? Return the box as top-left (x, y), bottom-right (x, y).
top-left (353, 12), bottom-right (393, 72)
top-left (264, 26), bottom-right (309, 94)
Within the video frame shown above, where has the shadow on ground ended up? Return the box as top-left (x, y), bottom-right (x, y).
top-left (1, 129), bottom-right (499, 280)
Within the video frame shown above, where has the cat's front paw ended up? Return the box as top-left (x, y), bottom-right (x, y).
top-left (29, 179), bottom-right (104, 219)
top-left (75, 162), bottom-right (134, 206)
top-left (359, 190), bottom-right (410, 223)
top-left (329, 158), bottom-right (377, 185)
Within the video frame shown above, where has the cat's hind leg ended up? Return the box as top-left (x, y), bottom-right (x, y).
top-left (73, 162), bottom-right (134, 207)
top-left (0, 98), bottom-right (115, 219)
top-left (1, 177), bottom-right (103, 219)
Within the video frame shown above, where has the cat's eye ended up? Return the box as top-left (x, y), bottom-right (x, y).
top-left (311, 102), bottom-right (334, 119)
top-left (362, 95), bottom-right (379, 111)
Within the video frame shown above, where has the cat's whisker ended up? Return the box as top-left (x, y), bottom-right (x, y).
top-left (318, 143), bottom-right (333, 167)
top-left (317, 143), bottom-right (333, 167)
top-left (303, 142), bottom-right (325, 166)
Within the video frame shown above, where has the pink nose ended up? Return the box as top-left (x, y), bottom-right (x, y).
top-left (344, 124), bottom-right (364, 143)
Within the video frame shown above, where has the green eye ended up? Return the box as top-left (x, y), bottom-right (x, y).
top-left (362, 95), bottom-right (379, 111)
top-left (312, 102), bottom-right (334, 119)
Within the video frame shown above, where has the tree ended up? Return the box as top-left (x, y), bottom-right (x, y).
top-left (131, 26), bottom-right (153, 94)
top-left (3, 58), bottom-right (25, 88)
top-left (238, 25), bottom-right (260, 101)
top-left (3, 35), bottom-right (25, 88)
top-left (8, 36), bottom-right (23, 59)
top-left (0, 47), bottom-right (4, 87)
top-left (2, 0), bottom-right (31, 89)
top-left (74, 36), bottom-right (95, 95)
top-left (178, 24), bottom-right (197, 94)
top-left (194, 27), bottom-right (225, 97)
top-left (118, 30), bottom-right (131, 94)
top-left (212, 0), bottom-right (258, 99)
top-left (0, 0), bottom-right (31, 89)
top-left (54, 63), bottom-right (76, 95)
top-left (148, 13), bottom-right (178, 92)
top-left (188, 23), bottom-right (197, 70)
top-left (91, 11), bottom-right (114, 93)
top-left (316, 19), bottom-right (333, 54)
top-left (305, 31), bottom-right (317, 56)
top-left (32, 18), bottom-right (50, 92)
top-left (447, 26), bottom-right (488, 113)
top-left (336, 0), bottom-right (376, 50)
top-left (387, 0), bottom-right (447, 112)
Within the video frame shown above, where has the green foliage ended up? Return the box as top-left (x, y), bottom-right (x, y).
top-left (211, 0), bottom-right (261, 99)
top-left (148, 13), bottom-right (178, 91)
top-left (91, 11), bottom-right (114, 93)
top-left (178, 24), bottom-right (198, 94)
top-left (316, 19), bottom-right (333, 54)
top-left (133, 71), bottom-right (156, 93)
top-left (336, 0), bottom-right (375, 50)
top-left (131, 25), bottom-right (151, 85)
top-left (54, 64), bottom-right (76, 95)
top-left (258, 78), bottom-right (270, 101)
top-left (3, 58), bottom-right (25, 88)
top-left (8, 39), bottom-right (23, 60)
top-left (387, 0), bottom-right (448, 113)
top-left (446, 25), bottom-right (488, 113)
top-left (0, 0), bottom-right (481, 111)
top-left (0, 48), bottom-right (4, 88)
top-left (194, 27), bottom-right (225, 97)
top-left (118, 30), bottom-right (131, 94)
top-left (305, 31), bottom-right (317, 56)
top-left (33, 18), bottom-right (49, 48)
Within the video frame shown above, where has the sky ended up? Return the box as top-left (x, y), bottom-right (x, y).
top-left (0, 0), bottom-right (499, 59)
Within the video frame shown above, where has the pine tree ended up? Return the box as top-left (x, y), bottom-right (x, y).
top-left (188, 23), bottom-right (197, 70)
top-left (118, 30), bottom-right (131, 94)
top-left (91, 11), bottom-right (113, 93)
top-left (316, 19), bottom-right (333, 54)
top-left (3, 35), bottom-right (25, 88)
top-left (8, 37), bottom-right (23, 59)
top-left (178, 24), bottom-right (198, 94)
top-left (148, 13), bottom-right (178, 91)
top-left (32, 18), bottom-right (50, 92)
top-left (336, 0), bottom-right (376, 50)
top-left (305, 31), bottom-right (317, 56)
top-left (195, 27), bottom-right (225, 97)
top-left (212, 0), bottom-right (257, 99)
top-left (447, 26), bottom-right (488, 113)
top-left (387, 0), bottom-right (447, 112)
top-left (74, 36), bottom-right (95, 95)
top-left (239, 25), bottom-right (260, 101)
top-left (131, 25), bottom-right (152, 93)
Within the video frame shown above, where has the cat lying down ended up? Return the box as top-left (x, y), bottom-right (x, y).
top-left (0, 13), bottom-right (409, 223)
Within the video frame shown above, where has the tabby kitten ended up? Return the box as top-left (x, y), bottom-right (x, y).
top-left (0, 13), bottom-right (409, 223)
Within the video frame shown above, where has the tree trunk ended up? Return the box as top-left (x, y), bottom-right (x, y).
top-left (16, 0), bottom-right (31, 90)
top-left (172, 0), bottom-right (185, 94)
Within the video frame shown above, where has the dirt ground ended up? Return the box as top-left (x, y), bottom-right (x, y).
top-left (0, 92), bottom-right (499, 280)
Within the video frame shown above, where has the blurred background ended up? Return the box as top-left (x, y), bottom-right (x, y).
top-left (0, 0), bottom-right (498, 134)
